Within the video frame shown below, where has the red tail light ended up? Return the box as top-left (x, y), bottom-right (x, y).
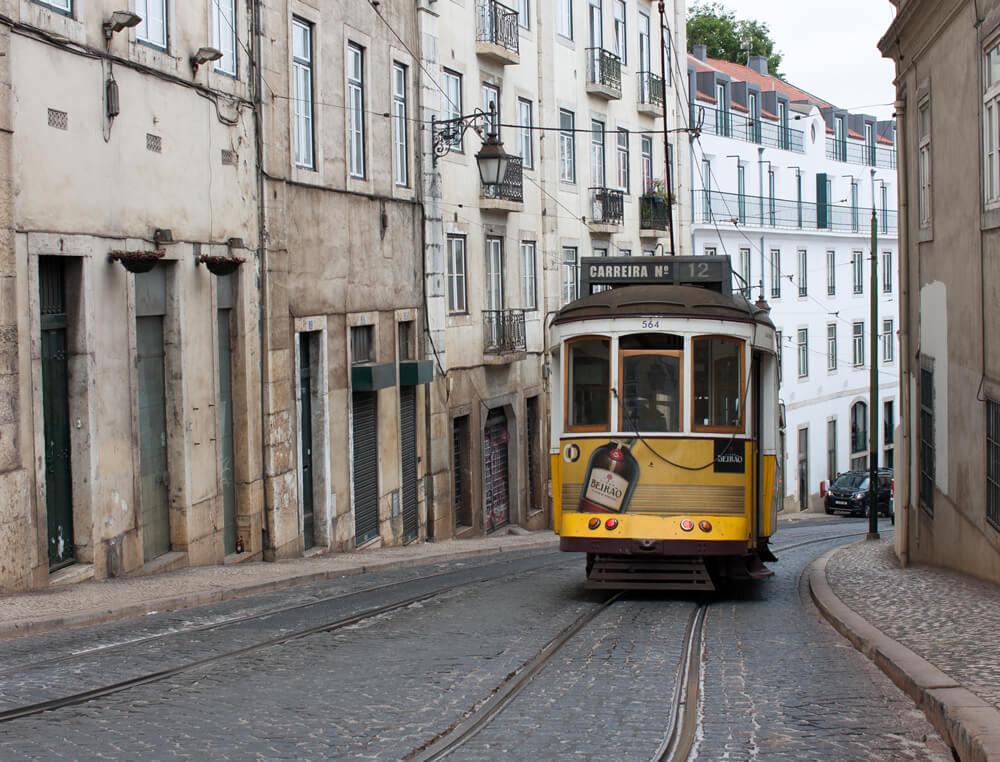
top-left (680, 519), bottom-right (694, 532)
top-left (605, 518), bottom-right (619, 530)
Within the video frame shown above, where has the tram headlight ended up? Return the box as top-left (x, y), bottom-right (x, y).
top-left (699, 520), bottom-right (712, 533)
top-left (588, 517), bottom-right (602, 530)
top-left (605, 518), bottom-right (619, 530)
top-left (680, 519), bottom-right (695, 532)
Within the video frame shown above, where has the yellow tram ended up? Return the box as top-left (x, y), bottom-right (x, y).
top-left (549, 256), bottom-right (781, 590)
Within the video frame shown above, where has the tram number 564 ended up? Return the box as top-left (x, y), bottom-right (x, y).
top-left (641, 319), bottom-right (660, 329)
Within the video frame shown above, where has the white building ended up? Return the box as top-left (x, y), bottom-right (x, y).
top-left (687, 48), bottom-right (899, 512)
top-left (420, 0), bottom-right (689, 538)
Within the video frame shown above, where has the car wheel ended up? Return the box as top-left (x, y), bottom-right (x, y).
top-left (825, 506), bottom-right (832, 515)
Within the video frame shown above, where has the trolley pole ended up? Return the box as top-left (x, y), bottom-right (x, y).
top-left (658, 0), bottom-right (676, 256)
top-left (868, 169), bottom-right (880, 540)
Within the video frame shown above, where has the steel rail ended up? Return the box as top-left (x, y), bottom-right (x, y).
top-left (652, 602), bottom-right (707, 762)
top-left (0, 555), bottom-right (568, 724)
top-left (408, 592), bottom-right (624, 762)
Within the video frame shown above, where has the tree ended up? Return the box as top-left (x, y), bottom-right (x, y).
top-left (687, 2), bottom-right (784, 79)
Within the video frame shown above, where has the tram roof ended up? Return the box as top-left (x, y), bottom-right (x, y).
top-left (552, 284), bottom-right (775, 328)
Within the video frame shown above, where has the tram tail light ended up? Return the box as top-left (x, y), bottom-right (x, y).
top-left (588, 517), bottom-right (602, 530)
top-left (680, 519), bottom-right (694, 532)
top-left (605, 518), bottom-right (619, 530)
top-left (699, 520), bottom-right (712, 533)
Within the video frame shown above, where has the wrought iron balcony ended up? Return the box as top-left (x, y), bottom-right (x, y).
top-left (483, 309), bottom-right (526, 355)
top-left (826, 137), bottom-right (896, 169)
top-left (639, 193), bottom-right (670, 230)
top-left (591, 187), bottom-right (624, 226)
top-left (586, 48), bottom-right (621, 98)
top-left (476, 0), bottom-right (519, 63)
top-left (637, 71), bottom-right (664, 108)
top-left (694, 105), bottom-right (805, 153)
top-left (694, 189), bottom-right (897, 235)
top-left (481, 156), bottom-right (523, 206)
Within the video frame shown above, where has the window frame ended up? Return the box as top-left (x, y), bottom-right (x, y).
top-left (852, 251), bottom-right (863, 294)
top-left (518, 98), bottom-right (534, 169)
top-left (852, 321), bottom-right (865, 367)
top-left (882, 251), bottom-right (892, 293)
top-left (136, 0), bottom-right (168, 50)
top-left (213, 0), bottom-right (237, 76)
top-left (691, 335), bottom-right (744, 434)
top-left (918, 97), bottom-right (932, 226)
top-left (770, 249), bottom-right (781, 299)
top-left (558, 0), bottom-right (574, 39)
top-left (881, 318), bottom-right (894, 363)
top-left (446, 235), bottom-right (468, 314)
top-left (797, 328), bottom-right (808, 379)
top-left (34, 0), bottom-right (72, 14)
top-left (560, 109), bottom-right (576, 183)
top-left (827, 323), bottom-right (837, 372)
top-left (613, 0), bottom-right (627, 65)
top-left (442, 69), bottom-right (464, 153)
top-left (485, 236), bottom-right (504, 313)
top-left (392, 62), bottom-right (409, 187)
top-left (521, 241), bottom-right (537, 310)
top-left (517, 0), bottom-right (530, 29)
top-left (347, 42), bottom-right (366, 179)
top-left (562, 246), bottom-right (579, 303)
top-left (640, 135), bottom-right (653, 192)
top-left (616, 128), bottom-right (630, 192)
top-left (826, 250), bottom-right (836, 295)
top-left (292, 17), bottom-right (315, 170)
top-left (565, 335), bottom-right (612, 433)
top-left (851, 400), bottom-right (868, 470)
top-left (797, 249), bottom-right (807, 297)
top-left (987, 42), bottom-right (1000, 208)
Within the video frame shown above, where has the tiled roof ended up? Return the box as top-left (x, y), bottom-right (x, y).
top-left (689, 54), bottom-right (835, 110)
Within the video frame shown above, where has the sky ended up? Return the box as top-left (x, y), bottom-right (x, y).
top-left (705, 0), bottom-right (898, 120)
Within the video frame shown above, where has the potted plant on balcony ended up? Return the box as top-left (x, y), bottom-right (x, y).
top-left (108, 249), bottom-right (165, 274)
top-left (640, 179), bottom-right (674, 229)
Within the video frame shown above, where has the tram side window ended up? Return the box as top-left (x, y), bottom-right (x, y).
top-left (567, 338), bottom-right (610, 430)
top-left (693, 337), bottom-right (744, 431)
top-left (620, 351), bottom-right (682, 432)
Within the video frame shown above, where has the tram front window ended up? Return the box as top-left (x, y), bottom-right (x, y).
top-left (693, 337), bottom-right (744, 431)
top-left (567, 338), bottom-right (610, 430)
top-left (620, 352), bottom-right (682, 432)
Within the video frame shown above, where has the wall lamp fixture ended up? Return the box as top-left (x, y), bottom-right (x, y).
top-left (103, 11), bottom-right (142, 41)
top-left (431, 103), bottom-right (510, 186)
top-left (191, 46), bottom-right (224, 76)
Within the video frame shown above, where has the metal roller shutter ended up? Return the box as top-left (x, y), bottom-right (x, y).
top-left (400, 386), bottom-right (418, 543)
top-left (353, 391), bottom-right (379, 545)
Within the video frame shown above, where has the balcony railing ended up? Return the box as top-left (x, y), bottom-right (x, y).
top-left (483, 309), bottom-right (526, 354)
top-left (587, 48), bottom-right (622, 93)
top-left (640, 194), bottom-right (670, 230)
top-left (477, 0), bottom-right (519, 55)
top-left (637, 71), bottom-right (664, 108)
top-left (695, 189), bottom-right (897, 235)
top-left (695, 105), bottom-right (805, 153)
top-left (592, 187), bottom-right (624, 225)
top-left (826, 138), bottom-right (896, 169)
top-left (481, 156), bottom-right (523, 203)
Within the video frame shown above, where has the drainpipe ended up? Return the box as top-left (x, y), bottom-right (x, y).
top-left (895, 93), bottom-right (910, 567)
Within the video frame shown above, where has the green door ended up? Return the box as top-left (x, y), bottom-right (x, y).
top-left (218, 308), bottom-right (236, 554)
top-left (138, 316), bottom-right (170, 561)
top-left (39, 258), bottom-right (74, 570)
top-left (299, 336), bottom-right (315, 549)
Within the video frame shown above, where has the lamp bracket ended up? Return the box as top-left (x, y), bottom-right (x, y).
top-left (431, 107), bottom-right (491, 164)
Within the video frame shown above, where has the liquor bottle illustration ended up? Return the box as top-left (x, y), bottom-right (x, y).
top-left (578, 438), bottom-right (640, 513)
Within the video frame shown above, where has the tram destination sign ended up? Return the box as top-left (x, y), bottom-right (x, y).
top-left (580, 256), bottom-right (731, 296)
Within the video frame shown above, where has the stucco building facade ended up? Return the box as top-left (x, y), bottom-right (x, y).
top-left (880, 0), bottom-right (1000, 583)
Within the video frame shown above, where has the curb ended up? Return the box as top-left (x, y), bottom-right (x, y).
top-left (0, 535), bottom-right (560, 640)
top-left (808, 544), bottom-right (1000, 762)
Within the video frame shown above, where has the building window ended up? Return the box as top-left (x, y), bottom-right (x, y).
top-left (827, 323), bottom-right (837, 371)
top-left (834, 115), bottom-right (846, 161)
top-left (987, 399), bottom-right (1000, 528)
top-left (852, 321), bottom-right (864, 367)
top-left (392, 63), bottom-right (408, 187)
top-left (852, 251), bottom-right (863, 294)
top-left (797, 328), bottom-right (808, 378)
top-left (767, 168), bottom-right (776, 225)
top-left (986, 43), bottom-right (1000, 207)
top-left (738, 248), bottom-right (751, 298)
top-left (614, 0), bottom-right (626, 64)
top-left (797, 249), bottom-right (807, 297)
top-left (748, 92), bottom-right (760, 143)
top-left (486, 237), bottom-right (504, 312)
top-left (776, 330), bottom-right (783, 371)
top-left (348, 43), bottom-right (366, 178)
top-left (640, 135), bottom-right (653, 192)
top-left (778, 101), bottom-right (789, 150)
top-left (882, 251), bottom-right (892, 293)
top-left (920, 366), bottom-right (934, 511)
top-left (639, 11), bottom-right (651, 75)
top-left (560, 109), bottom-right (576, 182)
top-left (798, 427), bottom-right (809, 511)
top-left (918, 98), bottom-right (932, 226)
top-left (737, 164), bottom-right (747, 224)
top-left (826, 250), bottom-right (836, 295)
top-left (137, 0), bottom-right (167, 48)
top-left (351, 325), bottom-right (374, 364)
top-left (865, 122), bottom-right (876, 166)
top-left (446, 236), bottom-right (467, 313)
top-left (884, 400), bottom-right (895, 470)
top-left (562, 247), bottom-right (579, 303)
top-left (518, 98), bottom-right (533, 169)
top-left (558, 0), bottom-right (573, 39)
top-left (881, 184), bottom-right (890, 234)
top-left (482, 83), bottom-right (500, 137)
top-left (35, 0), bottom-right (72, 12)
top-left (827, 418), bottom-right (838, 482)
top-left (715, 82), bottom-right (727, 136)
top-left (851, 180), bottom-right (859, 232)
top-left (443, 70), bottom-right (463, 152)
top-left (851, 401), bottom-right (868, 471)
top-left (518, 0), bottom-right (530, 28)
top-left (292, 18), bottom-right (314, 170)
top-left (521, 241), bottom-right (537, 310)
top-left (591, 119), bottom-right (606, 187)
top-left (795, 170), bottom-right (803, 227)
top-left (770, 249), bottom-right (781, 299)
top-left (881, 319), bottom-right (894, 363)
top-left (616, 129), bottom-right (629, 192)
top-left (702, 158), bottom-right (712, 221)
top-left (213, 0), bottom-right (237, 75)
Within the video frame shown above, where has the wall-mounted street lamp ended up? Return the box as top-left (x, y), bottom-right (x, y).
top-left (103, 10), bottom-right (141, 42)
top-left (431, 103), bottom-right (510, 186)
top-left (191, 46), bottom-right (224, 76)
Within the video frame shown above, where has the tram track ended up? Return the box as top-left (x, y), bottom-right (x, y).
top-left (0, 552), bottom-right (568, 724)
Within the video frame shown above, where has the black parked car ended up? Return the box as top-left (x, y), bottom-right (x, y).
top-left (824, 470), bottom-right (894, 518)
